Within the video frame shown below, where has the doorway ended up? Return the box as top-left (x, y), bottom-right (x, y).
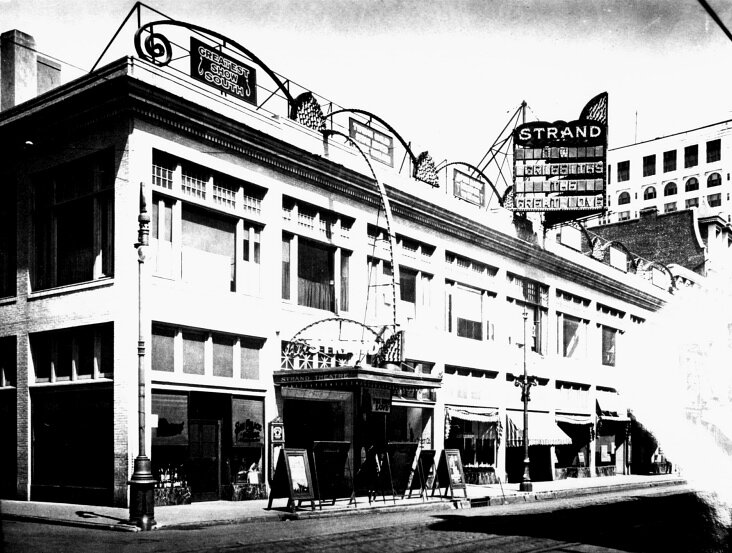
top-left (188, 419), bottom-right (221, 501)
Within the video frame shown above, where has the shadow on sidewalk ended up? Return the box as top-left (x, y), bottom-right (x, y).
top-left (427, 491), bottom-right (731, 553)
top-left (75, 510), bottom-right (130, 525)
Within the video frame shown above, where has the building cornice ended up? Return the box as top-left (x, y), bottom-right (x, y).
top-left (0, 60), bottom-right (666, 312)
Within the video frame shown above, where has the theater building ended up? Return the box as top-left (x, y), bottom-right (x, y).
top-left (0, 24), bottom-right (672, 508)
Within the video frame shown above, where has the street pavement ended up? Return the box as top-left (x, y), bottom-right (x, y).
top-left (0, 474), bottom-right (685, 532)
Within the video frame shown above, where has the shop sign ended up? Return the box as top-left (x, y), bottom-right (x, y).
top-left (369, 388), bottom-right (392, 413)
top-left (190, 37), bottom-right (257, 105)
top-left (512, 93), bottom-right (608, 222)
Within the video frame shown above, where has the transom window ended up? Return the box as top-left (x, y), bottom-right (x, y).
top-left (643, 186), bottom-right (657, 200)
top-left (685, 178), bottom-right (699, 192)
top-left (708, 172), bottom-right (722, 188)
top-left (664, 182), bottom-right (677, 196)
top-left (617, 192), bottom-right (630, 205)
top-left (30, 323), bottom-right (113, 382)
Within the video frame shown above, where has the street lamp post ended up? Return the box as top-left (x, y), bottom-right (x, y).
top-left (128, 182), bottom-right (156, 530)
top-left (514, 306), bottom-right (538, 493)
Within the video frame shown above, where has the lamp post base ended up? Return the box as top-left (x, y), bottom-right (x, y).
top-left (129, 455), bottom-right (157, 530)
top-left (519, 481), bottom-right (533, 492)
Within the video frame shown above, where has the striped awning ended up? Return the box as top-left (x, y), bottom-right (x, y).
top-left (597, 392), bottom-right (630, 422)
top-left (555, 413), bottom-right (594, 426)
top-left (506, 412), bottom-right (573, 447)
top-left (445, 406), bottom-right (500, 423)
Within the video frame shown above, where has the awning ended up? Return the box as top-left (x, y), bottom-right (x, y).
top-left (445, 406), bottom-right (500, 423)
top-left (506, 412), bottom-right (573, 447)
top-left (596, 392), bottom-right (630, 422)
top-left (555, 413), bottom-right (594, 426)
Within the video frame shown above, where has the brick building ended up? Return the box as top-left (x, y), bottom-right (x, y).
top-left (0, 24), bottom-right (674, 509)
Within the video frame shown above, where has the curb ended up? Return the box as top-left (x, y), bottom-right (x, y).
top-left (1, 479), bottom-right (688, 531)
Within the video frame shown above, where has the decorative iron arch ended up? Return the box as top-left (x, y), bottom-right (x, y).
top-left (322, 109), bottom-right (438, 186)
top-left (434, 161), bottom-right (505, 207)
top-left (134, 19), bottom-right (306, 119)
top-left (322, 128), bottom-right (400, 332)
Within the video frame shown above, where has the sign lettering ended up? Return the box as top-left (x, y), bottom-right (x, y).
top-left (191, 37), bottom-right (257, 105)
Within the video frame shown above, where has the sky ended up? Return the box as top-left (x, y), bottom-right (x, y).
top-left (4, 0), bottom-right (732, 165)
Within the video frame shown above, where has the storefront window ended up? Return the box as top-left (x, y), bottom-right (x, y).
top-left (445, 418), bottom-right (497, 466)
top-left (231, 396), bottom-right (264, 485)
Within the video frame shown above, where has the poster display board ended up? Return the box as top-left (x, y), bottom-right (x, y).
top-left (386, 442), bottom-right (419, 496)
top-left (433, 449), bottom-right (468, 499)
top-left (405, 449), bottom-right (437, 500)
top-left (267, 448), bottom-right (315, 511)
top-left (311, 441), bottom-right (355, 507)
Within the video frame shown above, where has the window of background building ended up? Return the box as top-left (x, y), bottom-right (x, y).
top-left (0, 182), bottom-right (16, 298)
top-left (602, 326), bottom-right (617, 366)
top-left (707, 139), bottom-right (721, 163)
top-left (664, 202), bottom-right (677, 213)
top-left (664, 182), bottom-right (677, 196)
top-left (240, 338), bottom-right (262, 380)
top-left (618, 192), bottom-right (630, 205)
top-left (708, 193), bottom-right (722, 207)
top-left (685, 178), bottom-right (699, 192)
top-left (708, 172), bottom-right (722, 188)
top-left (618, 211), bottom-right (631, 221)
top-left (0, 337), bottom-right (16, 388)
top-left (32, 151), bottom-right (114, 290)
top-left (663, 150), bottom-right (676, 172)
top-left (182, 331), bottom-right (206, 375)
top-left (685, 145), bottom-right (699, 168)
top-left (686, 198), bottom-right (699, 209)
top-left (213, 334), bottom-right (235, 378)
top-left (617, 161), bottom-right (630, 182)
top-left (643, 186), bottom-right (657, 200)
top-left (643, 154), bottom-right (656, 177)
top-left (152, 325), bottom-right (175, 372)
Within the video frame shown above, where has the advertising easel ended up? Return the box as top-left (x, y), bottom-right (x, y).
top-left (432, 449), bottom-right (468, 500)
top-left (267, 448), bottom-right (316, 512)
top-left (405, 449), bottom-right (437, 500)
top-left (311, 441), bottom-right (356, 509)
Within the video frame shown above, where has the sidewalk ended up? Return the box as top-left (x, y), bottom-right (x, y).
top-left (0, 474), bottom-right (686, 532)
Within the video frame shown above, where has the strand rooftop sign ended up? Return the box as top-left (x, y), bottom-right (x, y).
top-left (512, 93), bottom-right (608, 227)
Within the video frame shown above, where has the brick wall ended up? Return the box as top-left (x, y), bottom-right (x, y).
top-left (590, 208), bottom-right (706, 274)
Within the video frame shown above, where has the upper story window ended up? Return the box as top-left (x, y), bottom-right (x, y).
top-left (707, 139), bottom-right (721, 163)
top-left (152, 323), bottom-right (262, 380)
top-left (30, 323), bottom-right (113, 382)
top-left (0, 181), bottom-right (16, 298)
top-left (664, 202), bottom-right (677, 213)
top-left (618, 211), bottom-right (631, 221)
top-left (664, 182), bottom-right (677, 196)
top-left (617, 192), bottom-right (630, 205)
top-left (601, 326), bottom-right (618, 366)
top-left (642, 154), bottom-right (656, 177)
top-left (684, 145), bottom-right (699, 168)
top-left (558, 312), bottom-right (587, 359)
top-left (686, 197), bottom-right (699, 209)
top-left (285, 197), bottom-right (353, 242)
top-left (663, 150), bottom-right (677, 172)
top-left (685, 177), bottom-right (699, 192)
top-left (182, 205), bottom-right (236, 292)
top-left (708, 193), bottom-right (722, 208)
top-left (506, 273), bottom-right (548, 354)
top-left (0, 336), bottom-right (16, 388)
top-left (643, 186), bottom-right (657, 200)
top-left (446, 282), bottom-right (493, 341)
top-left (707, 172), bottom-right (722, 188)
top-left (31, 151), bottom-right (114, 291)
top-left (282, 234), bottom-right (351, 313)
top-left (617, 161), bottom-right (630, 182)
top-left (152, 150), bottom-right (265, 216)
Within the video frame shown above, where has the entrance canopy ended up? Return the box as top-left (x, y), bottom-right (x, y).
top-left (596, 392), bottom-right (630, 422)
top-left (506, 412), bottom-right (572, 447)
top-left (273, 365), bottom-right (442, 391)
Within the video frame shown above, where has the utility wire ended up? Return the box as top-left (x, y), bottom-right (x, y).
top-left (697, 0), bottom-right (732, 43)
